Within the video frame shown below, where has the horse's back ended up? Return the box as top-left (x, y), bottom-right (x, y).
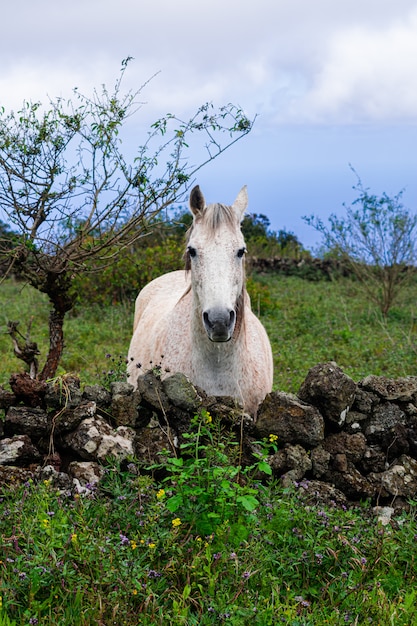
top-left (132, 270), bottom-right (189, 331)
top-left (128, 270), bottom-right (190, 382)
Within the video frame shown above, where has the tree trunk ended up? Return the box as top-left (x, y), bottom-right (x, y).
top-left (39, 308), bottom-right (66, 380)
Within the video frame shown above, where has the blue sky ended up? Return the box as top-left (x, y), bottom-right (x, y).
top-left (1, 0), bottom-right (417, 249)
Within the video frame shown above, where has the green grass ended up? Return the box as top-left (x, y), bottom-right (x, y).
top-left (2, 274), bottom-right (417, 392)
top-left (1, 413), bottom-right (416, 625)
top-left (258, 274), bottom-right (417, 392)
top-left (1, 277), bottom-right (417, 624)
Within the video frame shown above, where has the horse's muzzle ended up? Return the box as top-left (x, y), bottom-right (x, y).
top-left (203, 308), bottom-right (236, 342)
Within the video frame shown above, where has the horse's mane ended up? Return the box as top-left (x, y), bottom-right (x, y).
top-left (198, 202), bottom-right (237, 233)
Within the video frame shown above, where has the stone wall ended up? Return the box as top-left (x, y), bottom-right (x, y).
top-left (1, 364), bottom-right (417, 514)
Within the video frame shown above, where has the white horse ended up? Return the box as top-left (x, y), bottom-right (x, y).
top-left (127, 185), bottom-right (273, 415)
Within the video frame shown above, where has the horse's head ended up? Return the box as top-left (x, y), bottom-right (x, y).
top-left (186, 185), bottom-right (248, 342)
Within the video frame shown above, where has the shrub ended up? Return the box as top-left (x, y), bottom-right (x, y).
top-left (305, 170), bottom-right (417, 316)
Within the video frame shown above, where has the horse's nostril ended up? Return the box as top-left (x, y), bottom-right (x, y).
top-left (203, 311), bottom-right (212, 328)
top-left (229, 310), bottom-right (235, 326)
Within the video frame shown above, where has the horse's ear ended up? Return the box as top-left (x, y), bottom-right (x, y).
top-left (189, 185), bottom-right (205, 216)
top-left (232, 186), bottom-right (248, 221)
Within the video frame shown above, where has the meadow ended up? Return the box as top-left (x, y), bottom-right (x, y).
top-left (1, 273), bottom-right (416, 392)
top-left (1, 273), bottom-right (417, 625)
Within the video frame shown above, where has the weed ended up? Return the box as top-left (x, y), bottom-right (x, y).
top-left (1, 452), bottom-right (416, 624)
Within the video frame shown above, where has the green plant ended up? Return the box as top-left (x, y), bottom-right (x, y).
top-left (149, 410), bottom-right (272, 539)
top-left (1, 434), bottom-right (417, 623)
top-left (304, 168), bottom-right (417, 316)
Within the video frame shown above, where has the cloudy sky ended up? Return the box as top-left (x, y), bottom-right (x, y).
top-left (2, 0), bottom-right (417, 248)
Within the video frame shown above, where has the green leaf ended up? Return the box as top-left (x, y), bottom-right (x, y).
top-left (236, 495), bottom-right (259, 511)
top-left (182, 584), bottom-right (191, 600)
top-left (167, 457), bottom-right (184, 467)
top-left (166, 494), bottom-right (183, 512)
top-left (257, 461), bottom-right (273, 475)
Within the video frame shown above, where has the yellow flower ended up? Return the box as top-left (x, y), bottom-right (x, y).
top-left (41, 518), bottom-right (50, 529)
top-left (71, 533), bottom-right (77, 543)
top-left (172, 517), bottom-right (182, 528)
top-left (130, 540), bottom-right (137, 550)
top-left (156, 489), bottom-right (165, 500)
top-left (196, 536), bottom-right (202, 542)
top-left (205, 411), bottom-right (212, 424)
top-left (132, 589), bottom-right (138, 595)
top-left (148, 543), bottom-right (156, 549)
top-left (268, 434), bottom-right (278, 443)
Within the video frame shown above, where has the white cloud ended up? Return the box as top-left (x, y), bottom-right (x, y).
top-left (289, 6), bottom-right (417, 123)
top-left (1, 0), bottom-right (417, 127)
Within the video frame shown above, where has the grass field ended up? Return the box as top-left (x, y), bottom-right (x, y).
top-left (1, 274), bottom-right (417, 624)
top-left (1, 273), bottom-right (416, 392)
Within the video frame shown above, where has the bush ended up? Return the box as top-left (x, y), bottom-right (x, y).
top-left (73, 236), bottom-right (184, 306)
top-left (305, 171), bottom-right (417, 316)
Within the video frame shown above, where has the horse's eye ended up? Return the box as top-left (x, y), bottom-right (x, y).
top-left (188, 246), bottom-right (197, 258)
top-left (237, 247), bottom-right (246, 258)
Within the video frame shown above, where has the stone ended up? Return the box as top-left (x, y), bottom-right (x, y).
top-left (295, 479), bottom-right (348, 508)
top-left (360, 445), bottom-right (387, 474)
top-left (5, 406), bottom-right (49, 439)
top-left (310, 446), bottom-right (331, 478)
top-left (0, 465), bottom-right (34, 488)
top-left (368, 455), bottom-right (417, 498)
top-left (0, 435), bottom-right (42, 466)
top-left (360, 375), bottom-right (417, 402)
top-left (110, 382), bottom-right (141, 427)
top-left (162, 373), bottom-right (203, 412)
top-left (45, 374), bottom-right (83, 409)
top-left (135, 423), bottom-right (177, 466)
top-left (322, 432), bottom-right (367, 464)
top-left (36, 464), bottom-right (73, 492)
top-left (352, 387), bottom-right (379, 413)
top-left (365, 403), bottom-right (408, 459)
top-left (256, 391), bottom-right (324, 447)
top-left (9, 373), bottom-right (46, 407)
top-left (373, 506), bottom-right (395, 526)
top-left (55, 401), bottom-right (97, 435)
top-left (68, 461), bottom-right (105, 493)
top-left (83, 384), bottom-right (112, 408)
top-left (136, 371), bottom-right (170, 413)
top-left (0, 386), bottom-right (17, 410)
top-left (298, 361), bottom-right (357, 427)
top-left (278, 444), bottom-right (312, 488)
top-left (345, 410), bottom-right (368, 433)
top-left (325, 462), bottom-right (375, 500)
top-left (64, 417), bottom-right (136, 461)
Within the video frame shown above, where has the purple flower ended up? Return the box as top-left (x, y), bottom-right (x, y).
top-left (119, 533), bottom-right (130, 546)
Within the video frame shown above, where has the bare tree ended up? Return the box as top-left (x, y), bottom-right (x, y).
top-left (0, 60), bottom-right (253, 380)
top-left (304, 169), bottom-right (417, 316)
